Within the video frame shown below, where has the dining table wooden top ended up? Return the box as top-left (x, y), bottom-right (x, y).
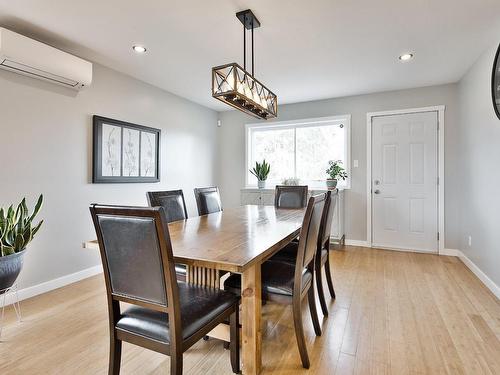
top-left (84, 205), bottom-right (305, 274)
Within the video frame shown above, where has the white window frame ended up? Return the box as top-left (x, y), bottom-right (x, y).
top-left (245, 114), bottom-right (351, 189)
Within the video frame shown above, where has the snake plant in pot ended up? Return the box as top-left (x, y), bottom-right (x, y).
top-left (0, 195), bottom-right (43, 292)
top-left (249, 160), bottom-right (271, 189)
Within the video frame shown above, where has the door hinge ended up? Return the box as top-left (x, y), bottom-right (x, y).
top-left (437, 232), bottom-right (440, 240)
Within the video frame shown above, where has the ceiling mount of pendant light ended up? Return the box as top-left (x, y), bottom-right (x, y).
top-left (212, 9), bottom-right (277, 120)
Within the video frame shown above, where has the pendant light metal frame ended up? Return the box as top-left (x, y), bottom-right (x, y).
top-left (212, 9), bottom-right (277, 120)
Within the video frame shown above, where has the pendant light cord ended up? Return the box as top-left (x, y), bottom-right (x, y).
top-left (242, 16), bottom-right (256, 77)
top-left (243, 21), bottom-right (246, 71)
top-left (251, 19), bottom-right (254, 77)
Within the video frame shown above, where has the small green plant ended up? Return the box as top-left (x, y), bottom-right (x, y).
top-left (249, 160), bottom-right (271, 181)
top-left (0, 195), bottom-right (43, 257)
top-left (326, 160), bottom-right (348, 180)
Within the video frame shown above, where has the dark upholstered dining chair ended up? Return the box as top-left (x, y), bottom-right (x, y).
top-left (274, 185), bottom-right (308, 209)
top-left (147, 190), bottom-right (188, 223)
top-left (147, 190), bottom-right (189, 282)
top-left (224, 193), bottom-right (327, 369)
top-left (271, 191), bottom-right (336, 316)
top-left (315, 190), bottom-right (337, 314)
top-left (194, 186), bottom-right (222, 215)
top-left (90, 205), bottom-right (240, 375)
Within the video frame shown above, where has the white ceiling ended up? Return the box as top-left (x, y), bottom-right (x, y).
top-left (1, 0), bottom-right (500, 111)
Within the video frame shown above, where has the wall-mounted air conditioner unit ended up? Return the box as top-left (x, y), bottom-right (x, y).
top-left (0, 27), bottom-right (92, 90)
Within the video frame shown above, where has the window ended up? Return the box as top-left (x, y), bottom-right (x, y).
top-left (246, 115), bottom-right (351, 188)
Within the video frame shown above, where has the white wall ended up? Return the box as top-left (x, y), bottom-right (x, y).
top-left (457, 43), bottom-right (500, 288)
top-left (217, 84), bottom-right (461, 248)
top-left (0, 63), bottom-right (218, 291)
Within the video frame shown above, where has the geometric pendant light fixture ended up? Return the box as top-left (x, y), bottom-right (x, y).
top-left (212, 9), bottom-right (278, 120)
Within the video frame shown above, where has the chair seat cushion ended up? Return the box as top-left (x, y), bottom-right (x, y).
top-left (224, 260), bottom-right (312, 298)
top-left (116, 283), bottom-right (239, 343)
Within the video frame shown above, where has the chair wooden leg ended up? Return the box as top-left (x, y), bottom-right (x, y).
top-left (292, 297), bottom-right (310, 369)
top-left (308, 284), bottom-right (322, 337)
top-left (316, 259), bottom-right (329, 317)
top-left (109, 337), bottom-right (122, 375)
top-left (324, 253), bottom-right (336, 299)
top-left (170, 351), bottom-right (183, 375)
top-left (230, 307), bottom-right (241, 374)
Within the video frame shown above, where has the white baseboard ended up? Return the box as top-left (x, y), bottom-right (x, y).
top-left (344, 239), bottom-right (370, 247)
top-left (440, 248), bottom-right (461, 256)
top-left (2, 264), bottom-right (102, 307)
top-left (456, 250), bottom-right (500, 300)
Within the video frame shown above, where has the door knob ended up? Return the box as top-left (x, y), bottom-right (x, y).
top-left (374, 189), bottom-right (381, 194)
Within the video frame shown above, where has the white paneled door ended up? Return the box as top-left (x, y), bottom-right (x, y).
top-left (371, 111), bottom-right (438, 252)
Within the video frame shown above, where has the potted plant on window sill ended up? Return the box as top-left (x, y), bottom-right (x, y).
top-left (326, 160), bottom-right (348, 189)
top-left (250, 160), bottom-right (271, 189)
top-left (0, 195), bottom-right (43, 293)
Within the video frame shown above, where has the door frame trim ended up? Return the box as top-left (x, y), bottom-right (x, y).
top-left (366, 105), bottom-right (445, 254)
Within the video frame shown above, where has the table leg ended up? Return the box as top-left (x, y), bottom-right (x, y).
top-left (241, 263), bottom-right (262, 375)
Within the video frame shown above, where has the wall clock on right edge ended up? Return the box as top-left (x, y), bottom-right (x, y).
top-left (492, 43), bottom-right (500, 120)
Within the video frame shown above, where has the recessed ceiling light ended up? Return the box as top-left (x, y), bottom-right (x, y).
top-left (399, 53), bottom-right (414, 62)
top-left (132, 45), bottom-right (147, 53)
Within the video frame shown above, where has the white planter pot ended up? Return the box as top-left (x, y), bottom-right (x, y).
top-left (326, 179), bottom-right (338, 189)
top-left (257, 180), bottom-right (266, 189)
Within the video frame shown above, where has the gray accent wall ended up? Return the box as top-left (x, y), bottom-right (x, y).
top-left (457, 43), bottom-right (500, 287)
top-left (217, 84), bottom-right (461, 248)
top-left (0, 64), bottom-right (218, 291)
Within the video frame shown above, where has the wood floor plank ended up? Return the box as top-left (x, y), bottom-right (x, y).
top-left (1, 245), bottom-right (499, 375)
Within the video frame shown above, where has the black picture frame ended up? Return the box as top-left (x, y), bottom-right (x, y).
top-left (92, 115), bottom-right (160, 183)
top-left (491, 43), bottom-right (500, 120)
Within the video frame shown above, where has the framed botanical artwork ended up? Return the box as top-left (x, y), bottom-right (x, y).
top-left (92, 115), bottom-right (160, 183)
top-left (492, 43), bottom-right (500, 120)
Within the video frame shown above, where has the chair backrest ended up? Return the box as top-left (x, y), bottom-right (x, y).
top-left (275, 185), bottom-right (308, 209)
top-left (294, 193), bottom-right (327, 276)
top-left (319, 190), bottom-right (336, 249)
top-left (194, 186), bottom-right (222, 215)
top-left (89, 205), bottom-right (179, 314)
top-left (147, 190), bottom-right (188, 223)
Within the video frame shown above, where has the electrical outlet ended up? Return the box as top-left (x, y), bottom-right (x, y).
top-left (468, 236), bottom-right (472, 247)
top-left (353, 159), bottom-right (359, 168)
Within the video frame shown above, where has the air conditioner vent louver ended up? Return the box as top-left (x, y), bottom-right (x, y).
top-left (0, 28), bottom-right (92, 90)
top-left (1, 59), bottom-right (80, 87)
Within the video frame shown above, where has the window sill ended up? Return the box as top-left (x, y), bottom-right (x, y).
top-left (243, 185), bottom-right (348, 191)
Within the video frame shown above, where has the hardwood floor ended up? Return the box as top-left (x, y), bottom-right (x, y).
top-left (1, 246), bottom-right (499, 374)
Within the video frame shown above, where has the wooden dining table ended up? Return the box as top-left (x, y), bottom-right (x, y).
top-left (84, 204), bottom-right (305, 375)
